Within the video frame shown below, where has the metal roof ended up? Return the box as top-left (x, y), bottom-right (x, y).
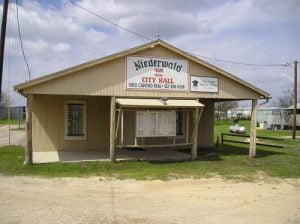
top-left (116, 98), bottom-right (204, 108)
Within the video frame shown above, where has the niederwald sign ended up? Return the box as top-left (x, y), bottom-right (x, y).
top-left (126, 56), bottom-right (188, 91)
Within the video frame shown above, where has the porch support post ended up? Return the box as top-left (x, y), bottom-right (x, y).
top-left (249, 99), bottom-right (258, 157)
top-left (110, 96), bottom-right (116, 162)
top-left (191, 107), bottom-right (204, 160)
top-left (120, 109), bottom-right (124, 146)
top-left (25, 94), bottom-right (33, 165)
top-left (185, 111), bottom-right (189, 144)
top-left (191, 108), bottom-right (201, 160)
top-left (115, 108), bottom-right (122, 143)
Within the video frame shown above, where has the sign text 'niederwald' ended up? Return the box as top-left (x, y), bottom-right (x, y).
top-left (126, 56), bottom-right (188, 91)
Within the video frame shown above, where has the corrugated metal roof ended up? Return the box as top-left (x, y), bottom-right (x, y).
top-left (116, 98), bottom-right (204, 108)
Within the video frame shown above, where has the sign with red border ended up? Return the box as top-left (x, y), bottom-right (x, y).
top-left (126, 56), bottom-right (188, 91)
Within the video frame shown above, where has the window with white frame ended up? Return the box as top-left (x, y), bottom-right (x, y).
top-left (65, 100), bottom-right (87, 140)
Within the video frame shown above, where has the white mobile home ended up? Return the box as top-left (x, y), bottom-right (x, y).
top-left (257, 104), bottom-right (300, 130)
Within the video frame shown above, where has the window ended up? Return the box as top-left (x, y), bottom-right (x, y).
top-left (176, 111), bottom-right (185, 136)
top-left (65, 100), bottom-right (87, 140)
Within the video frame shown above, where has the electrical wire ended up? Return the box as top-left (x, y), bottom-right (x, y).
top-left (35, 0), bottom-right (291, 67)
top-left (16, 0), bottom-right (31, 80)
top-left (66, 0), bottom-right (289, 68)
top-left (67, 0), bottom-right (153, 41)
top-left (189, 52), bottom-right (290, 67)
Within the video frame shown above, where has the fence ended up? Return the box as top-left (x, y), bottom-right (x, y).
top-left (221, 133), bottom-right (284, 148)
top-left (0, 106), bottom-right (26, 120)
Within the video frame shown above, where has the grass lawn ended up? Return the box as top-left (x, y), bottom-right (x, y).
top-left (0, 119), bottom-right (25, 126)
top-left (0, 120), bottom-right (299, 180)
top-left (214, 119), bottom-right (300, 138)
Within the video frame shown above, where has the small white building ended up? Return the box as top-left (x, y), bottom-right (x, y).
top-left (227, 108), bottom-right (252, 119)
top-left (257, 104), bottom-right (300, 130)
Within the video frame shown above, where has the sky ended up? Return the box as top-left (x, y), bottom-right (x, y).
top-left (1, 0), bottom-right (300, 106)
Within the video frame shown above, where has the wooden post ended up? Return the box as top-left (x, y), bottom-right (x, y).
top-left (110, 96), bottom-right (116, 162)
top-left (7, 93), bottom-right (11, 146)
top-left (221, 133), bottom-right (224, 145)
top-left (249, 99), bottom-right (258, 157)
top-left (115, 108), bottom-right (122, 142)
top-left (191, 108), bottom-right (199, 160)
top-left (292, 61), bottom-right (298, 139)
top-left (25, 94), bottom-right (33, 165)
top-left (134, 137), bottom-right (138, 146)
top-left (185, 111), bottom-right (189, 144)
top-left (120, 110), bottom-right (124, 146)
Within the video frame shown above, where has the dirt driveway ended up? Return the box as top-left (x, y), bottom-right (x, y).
top-left (0, 175), bottom-right (299, 224)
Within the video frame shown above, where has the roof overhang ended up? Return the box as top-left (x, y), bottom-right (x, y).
top-left (116, 98), bottom-right (204, 108)
top-left (14, 39), bottom-right (270, 99)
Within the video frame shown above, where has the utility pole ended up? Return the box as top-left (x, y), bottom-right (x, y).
top-left (0, 0), bottom-right (9, 99)
top-left (292, 60), bottom-right (298, 139)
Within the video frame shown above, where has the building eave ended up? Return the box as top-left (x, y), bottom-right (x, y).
top-left (14, 39), bottom-right (270, 99)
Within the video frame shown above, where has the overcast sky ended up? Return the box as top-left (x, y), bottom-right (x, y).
top-left (1, 0), bottom-right (300, 106)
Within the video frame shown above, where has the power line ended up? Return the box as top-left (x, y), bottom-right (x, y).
top-left (67, 0), bottom-right (153, 42)
top-left (66, 0), bottom-right (291, 68)
top-left (189, 52), bottom-right (290, 67)
top-left (16, 0), bottom-right (31, 80)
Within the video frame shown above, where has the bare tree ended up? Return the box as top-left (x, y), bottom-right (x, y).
top-left (276, 89), bottom-right (293, 108)
top-left (0, 91), bottom-right (8, 108)
top-left (0, 91), bottom-right (12, 108)
top-left (215, 101), bottom-right (238, 119)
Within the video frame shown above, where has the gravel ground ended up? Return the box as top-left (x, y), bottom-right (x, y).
top-left (0, 125), bottom-right (299, 223)
top-left (0, 175), bottom-right (299, 224)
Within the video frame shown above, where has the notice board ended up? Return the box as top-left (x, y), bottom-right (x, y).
top-left (136, 111), bottom-right (176, 137)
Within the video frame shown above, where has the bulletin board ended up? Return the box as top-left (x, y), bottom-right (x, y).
top-left (136, 111), bottom-right (176, 137)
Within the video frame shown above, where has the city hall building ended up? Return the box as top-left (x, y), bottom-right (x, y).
top-left (15, 40), bottom-right (270, 164)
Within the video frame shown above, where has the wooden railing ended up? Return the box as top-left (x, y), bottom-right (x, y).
top-left (221, 133), bottom-right (284, 148)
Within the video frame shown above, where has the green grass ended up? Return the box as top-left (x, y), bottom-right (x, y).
top-left (0, 120), bottom-right (299, 180)
top-left (214, 119), bottom-right (300, 147)
top-left (0, 144), bottom-right (299, 180)
top-left (0, 119), bottom-right (25, 126)
top-left (214, 119), bottom-right (300, 138)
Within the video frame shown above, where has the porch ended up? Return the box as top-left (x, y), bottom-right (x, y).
top-left (32, 147), bottom-right (191, 164)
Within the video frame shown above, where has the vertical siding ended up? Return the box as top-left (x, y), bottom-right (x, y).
top-left (24, 45), bottom-right (261, 100)
top-left (86, 96), bottom-right (110, 150)
top-left (198, 100), bottom-right (215, 148)
top-left (27, 44), bottom-right (263, 153)
top-left (32, 95), bottom-right (110, 152)
top-left (122, 111), bottom-right (136, 145)
top-left (32, 94), bottom-right (213, 151)
top-left (32, 95), bottom-right (64, 152)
